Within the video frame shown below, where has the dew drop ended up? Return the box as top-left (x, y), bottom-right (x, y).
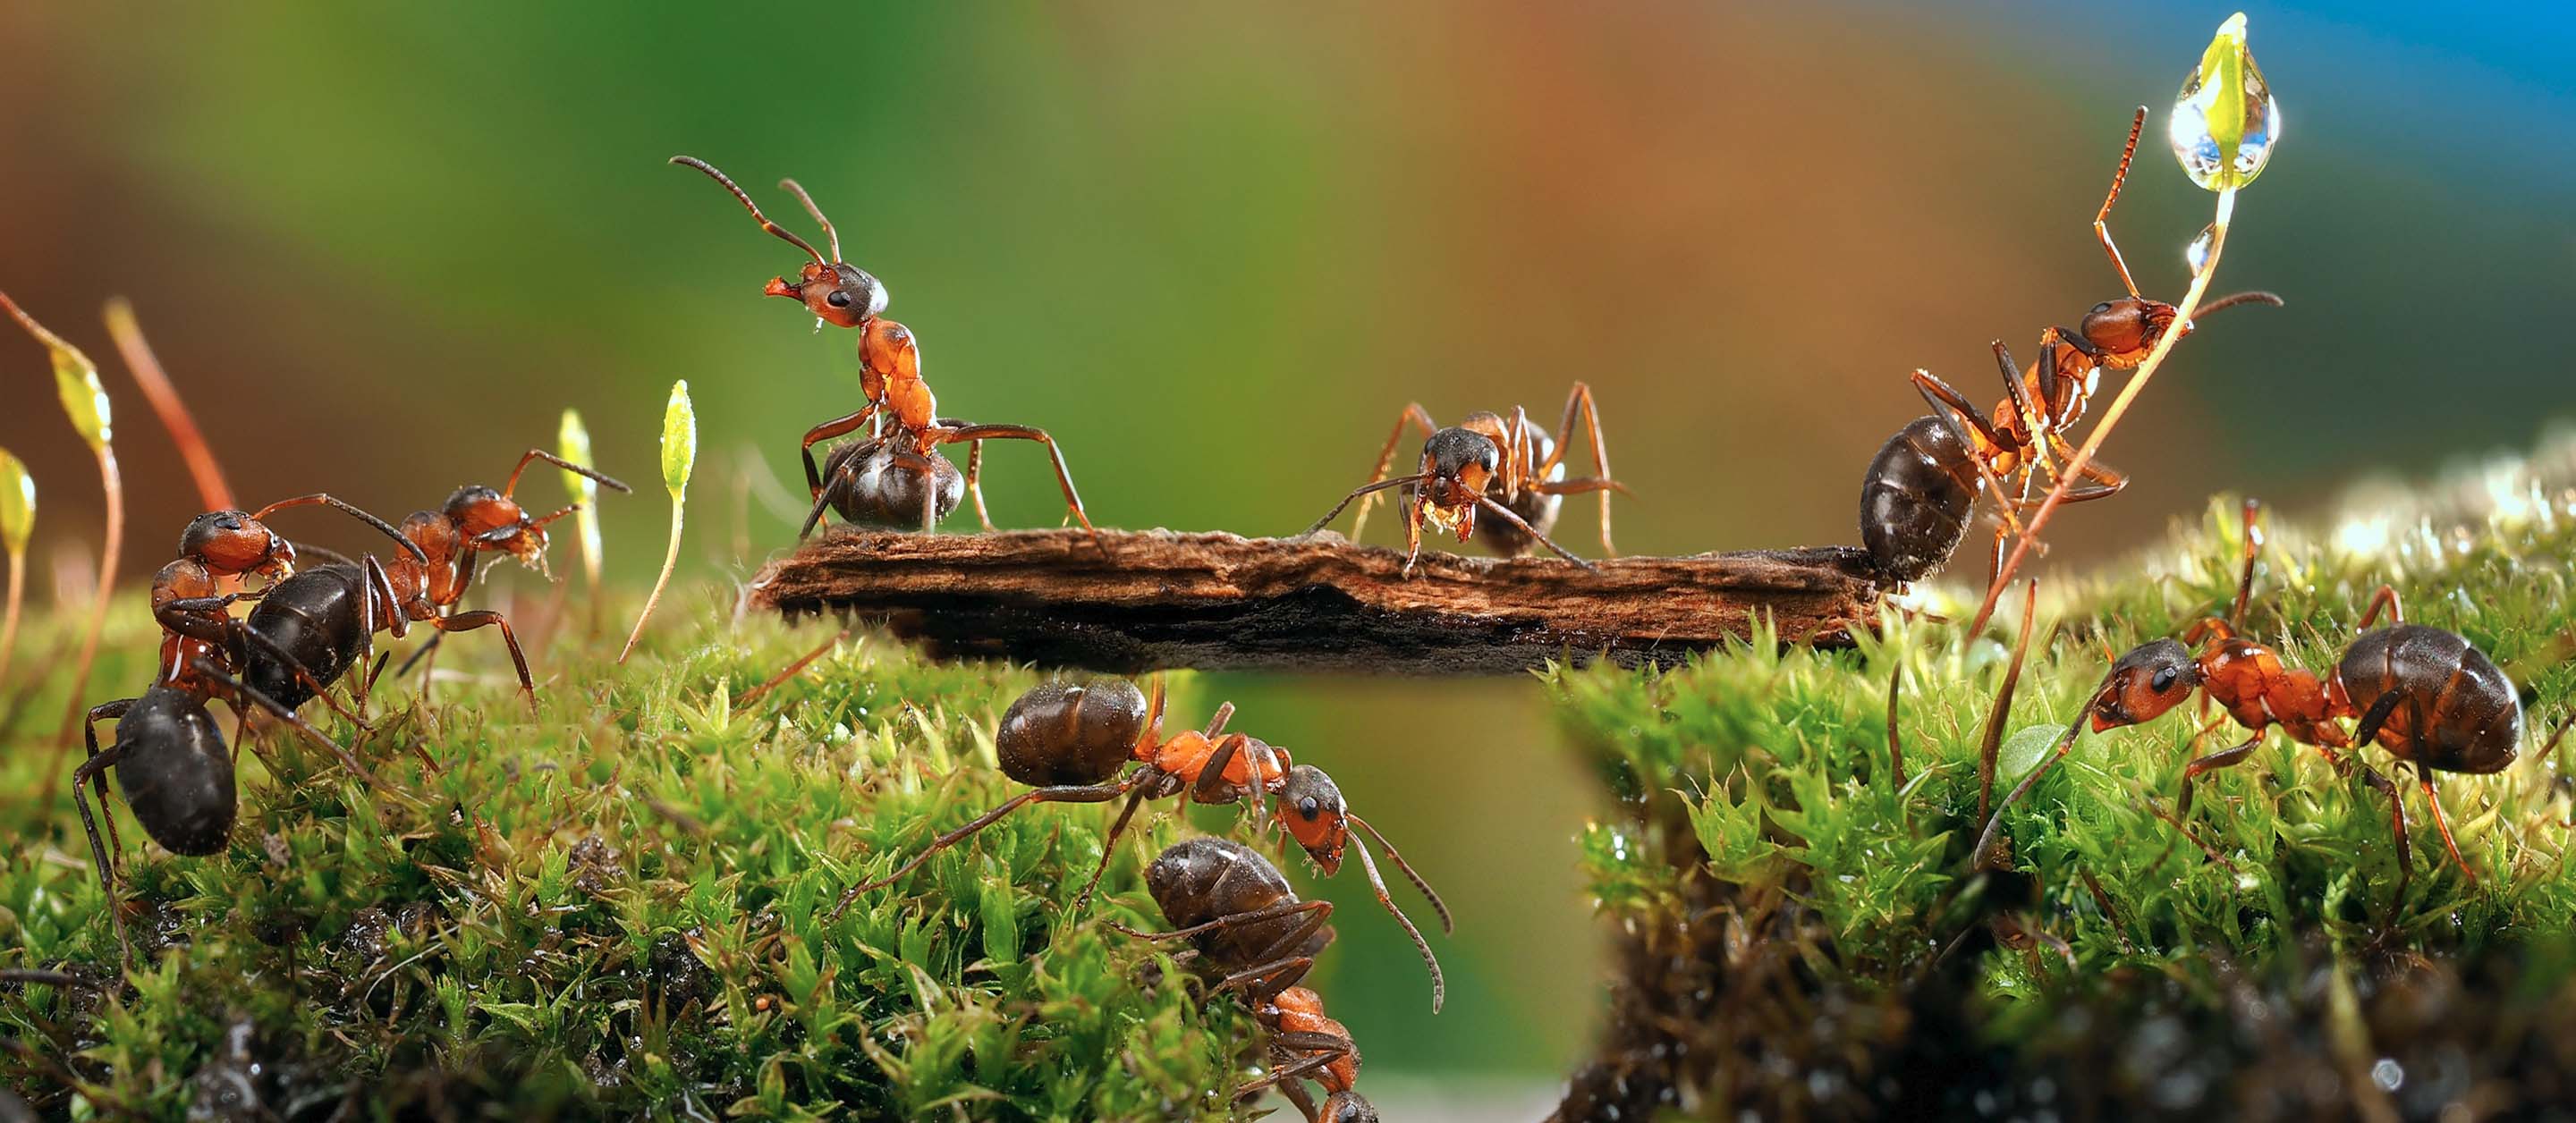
top-left (2185, 224), bottom-right (2218, 275)
top-left (2167, 15), bottom-right (2281, 191)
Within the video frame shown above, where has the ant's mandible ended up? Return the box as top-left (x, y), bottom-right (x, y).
top-left (1109, 838), bottom-right (1384, 1122)
top-left (1977, 502), bottom-right (2544, 914)
top-left (1301, 383), bottom-right (1627, 576)
top-left (826, 678), bottom-right (1447, 1008)
top-left (239, 450), bottom-right (628, 715)
top-left (667, 156), bottom-right (1100, 543)
top-left (1860, 108), bottom-right (2281, 587)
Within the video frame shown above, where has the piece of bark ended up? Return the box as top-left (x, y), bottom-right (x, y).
top-left (750, 528), bottom-right (1883, 674)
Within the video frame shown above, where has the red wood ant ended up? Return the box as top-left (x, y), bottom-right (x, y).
top-left (1976, 502), bottom-right (2536, 912)
top-left (73, 654), bottom-right (376, 958)
top-left (826, 678), bottom-right (1448, 1009)
top-left (148, 495), bottom-right (425, 714)
top-left (667, 156), bottom-right (1099, 542)
top-left (1860, 109), bottom-right (2280, 587)
top-left (235, 450), bottom-right (628, 714)
top-left (1109, 837), bottom-right (1382, 1123)
top-left (1301, 384), bottom-right (1625, 575)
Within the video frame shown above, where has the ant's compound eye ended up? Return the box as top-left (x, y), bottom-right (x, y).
top-left (2090, 302), bottom-right (2114, 316)
top-left (2150, 666), bottom-right (2180, 693)
top-left (826, 290), bottom-right (852, 308)
top-left (1299, 797), bottom-right (1321, 820)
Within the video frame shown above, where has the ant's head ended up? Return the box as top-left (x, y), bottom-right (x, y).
top-left (670, 156), bottom-right (886, 328)
top-left (1278, 764), bottom-right (1351, 875)
top-left (768, 263), bottom-right (888, 329)
top-left (181, 511), bottom-right (293, 579)
top-left (444, 485), bottom-right (554, 571)
top-left (1323, 1092), bottom-right (1378, 1123)
top-left (1419, 426), bottom-right (1500, 511)
top-left (2078, 297), bottom-right (2180, 360)
top-left (2089, 637), bottom-right (2200, 730)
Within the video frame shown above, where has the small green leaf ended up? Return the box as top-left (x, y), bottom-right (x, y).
top-left (0, 447), bottom-right (30, 555)
top-left (660, 380), bottom-right (697, 497)
top-left (4, 295), bottom-right (113, 451)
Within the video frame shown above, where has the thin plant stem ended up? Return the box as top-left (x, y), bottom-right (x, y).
top-left (1971, 188), bottom-right (2239, 633)
top-left (104, 298), bottom-right (233, 511)
top-left (619, 506), bottom-right (683, 665)
top-left (55, 446), bottom-right (122, 747)
top-left (0, 554), bottom-right (21, 689)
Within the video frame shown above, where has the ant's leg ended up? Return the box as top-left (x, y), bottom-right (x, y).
top-left (428, 611), bottom-right (536, 714)
top-left (249, 494), bottom-right (428, 562)
top-left (1258, 1070), bottom-right (1323, 1120)
top-left (1301, 476), bottom-right (1424, 540)
top-left (929, 425), bottom-right (1100, 545)
top-left (2415, 765), bottom-right (2479, 886)
top-left (1201, 701), bottom-right (1235, 738)
top-left (1188, 735), bottom-right (1252, 806)
top-left (1110, 895), bottom-right (1330, 946)
top-left (964, 440), bottom-right (994, 532)
top-left (1239, 1032), bottom-right (1355, 1097)
top-left (2019, 439), bottom-right (2131, 508)
top-left (1401, 496), bottom-right (1428, 578)
top-left (190, 658), bottom-right (384, 788)
top-left (2357, 586), bottom-right (2404, 630)
top-left (797, 442), bottom-right (878, 541)
top-left (801, 408), bottom-right (878, 498)
top-left (1977, 580), bottom-right (2043, 822)
top-left (1525, 382), bottom-right (1625, 556)
top-left (2349, 760), bottom-right (2411, 922)
top-left (1473, 494), bottom-right (1597, 571)
top-left (72, 713), bottom-right (132, 961)
top-left (1912, 370), bottom-right (2029, 541)
top-left (1068, 777), bottom-right (1163, 916)
top-left (233, 621), bottom-right (369, 732)
top-left (830, 775), bottom-right (1142, 921)
top-left (497, 449), bottom-right (630, 500)
top-left (1351, 404), bottom-right (1438, 544)
top-left (2095, 107), bottom-right (2148, 298)
top-left (79, 699), bottom-right (137, 873)
top-left (2175, 732), bottom-right (2265, 821)
top-left (1987, 342), bottom-right (2048, 456)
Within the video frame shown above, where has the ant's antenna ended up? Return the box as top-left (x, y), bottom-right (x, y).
top-left (670, 156), bottom-right (826, 265)
top-left (777, 178), bottom-right (842, 263)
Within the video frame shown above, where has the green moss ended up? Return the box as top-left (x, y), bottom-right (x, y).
top-left (0, 594), bottom-right (1257, 1118)
top-left (1551, 440), bottom-right (2576, 1117)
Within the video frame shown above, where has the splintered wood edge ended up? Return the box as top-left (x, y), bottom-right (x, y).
top-left (748, 528), bottom-right (1885, 674)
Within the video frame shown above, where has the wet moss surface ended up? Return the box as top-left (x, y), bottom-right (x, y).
top-left (1548, 439), bottom-right (2576, 1120)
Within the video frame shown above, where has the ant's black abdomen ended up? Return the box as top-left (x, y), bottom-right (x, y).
top-left (114, 686), bottom-right (234, 856)
top-left (820, 440), bottom-right (963, 529)
top-left (995, 680), bottom-right (1148, 787)
top-left (1143, 838), bottom-right (1332, 967)
top-left (244, 563), bottom-right (372, 708)
top-left (1860, 416), bottom-right (1983, 583)
top-left (2340, 624), bottom-right (2521, 774)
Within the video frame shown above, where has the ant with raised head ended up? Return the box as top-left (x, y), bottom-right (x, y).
top-left (668, 156), bottom-right (1099, 542)
top-left (826, 678), bottom-right (1447, 1004)
top-left (237, 450), bottom-right (628, 714)
top-left (1975, 501), bottom-right (2544, 913)
top-left (1860, 108), bottom-right (2280, 589)
top-left (1109, 837), bottom-right (1385, 1121)
top-left (1301, 384), bottom-right (1625, 576)
top-left (72, 654), bottom-right (377, 958)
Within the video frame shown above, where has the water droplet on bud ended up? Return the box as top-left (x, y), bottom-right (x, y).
top-left (2167, 13), bottom-right (2281, 191)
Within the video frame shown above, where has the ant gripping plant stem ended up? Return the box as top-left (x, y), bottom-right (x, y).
top-left (1973, 13), bottom-right (2278, 634)
top-left (0, 292), bottom-right (123, 748)
top-left (0, 449), bottom-right (30, 690)
top-left (620, 381), bottom-right (696, 664)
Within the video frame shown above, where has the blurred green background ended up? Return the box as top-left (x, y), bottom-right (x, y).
top-left (4, 1), bottom-right (2573, 1099)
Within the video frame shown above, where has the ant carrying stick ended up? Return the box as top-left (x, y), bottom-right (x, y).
top-left (1860, 108), bottom-right (2278, 596)
top-left (1976, 501), bottom-right (2540, 916)
top-left (826, 678), bottom-right (1446, 1007)
top-left (1110, 838), bottom-right (1390, 1120)
top-left (668, 156), bottom-right (1099, 542)
top-left (237, 450), bottom-right (629, 716)
top-left (1301, 384), bottom-right (1627, 576)
top-left (73, 656), bottom-right (379, 959)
